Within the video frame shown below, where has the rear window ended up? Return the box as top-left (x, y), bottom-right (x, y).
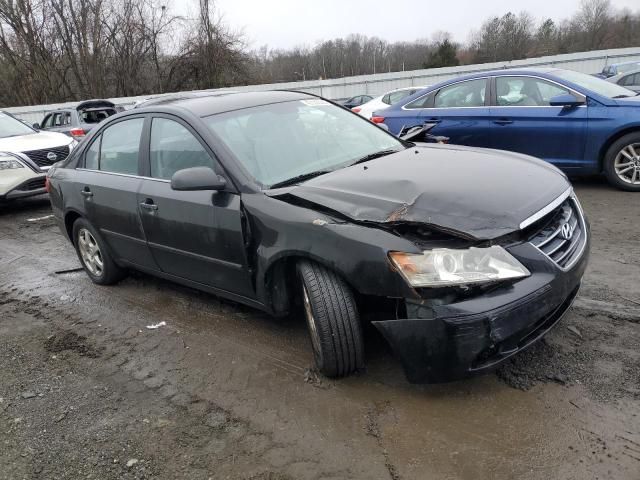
top-left (80, 108), bottom-right (117, 124)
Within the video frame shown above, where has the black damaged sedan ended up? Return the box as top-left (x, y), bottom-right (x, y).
top-left (47, 91), bottom-right (590, 383)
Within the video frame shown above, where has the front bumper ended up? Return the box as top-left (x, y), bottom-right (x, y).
top-left (0, 169), bottom-right (46, 201)
top-left (372, 239), bottom-right (590, 383)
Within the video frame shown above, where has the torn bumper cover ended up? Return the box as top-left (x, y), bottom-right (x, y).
top-left (373, 242), bottom-right (589, 384)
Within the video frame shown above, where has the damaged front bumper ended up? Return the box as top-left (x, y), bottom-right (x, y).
top-left (372, 241), bottom-right (589, 383)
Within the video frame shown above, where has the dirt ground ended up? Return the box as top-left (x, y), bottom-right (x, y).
top-left (0, 177), bottom-right (639, 480)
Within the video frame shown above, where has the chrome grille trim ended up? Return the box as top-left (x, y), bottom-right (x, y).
top-left (519, 186), bottom-right (573, 230)
top-left (528, 194), bottom-right (587, 271)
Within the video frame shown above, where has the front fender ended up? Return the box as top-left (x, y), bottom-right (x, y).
top-left (241, 193), bottom-right (419, 308)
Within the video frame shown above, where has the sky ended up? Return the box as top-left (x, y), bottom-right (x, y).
top-left (176, 0), bottom-right (639, 50)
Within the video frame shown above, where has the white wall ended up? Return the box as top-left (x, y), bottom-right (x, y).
top-left (6, 47), bottom-right (640, 124)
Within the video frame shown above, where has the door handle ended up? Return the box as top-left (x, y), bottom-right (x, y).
top-left (426, 117), bottom-right (441, 123)
top-left (80, 188), bottom-right (93, 198)
top-left (140, 200), bottom-right (158, 212)
top-left (493, 118), bottom-right (513, 125)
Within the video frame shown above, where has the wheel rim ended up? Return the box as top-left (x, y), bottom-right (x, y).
top-left (78, 228), bottom-right (104, 277)
top-left (302, 285), bottom-right (323, 366)
top-left (614, 143), bottom-right (640, 185)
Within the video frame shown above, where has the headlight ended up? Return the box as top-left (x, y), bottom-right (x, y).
top-left (0, 154), bottom-right (25, 170)
top-left (389, 246), bottom-right (530, 288)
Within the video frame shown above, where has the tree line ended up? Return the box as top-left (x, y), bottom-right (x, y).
top-left (0, 0), bottom-right (638, 108)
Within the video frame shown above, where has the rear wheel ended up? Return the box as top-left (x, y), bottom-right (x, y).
top-left (603, 132), bottom-right (640, 191)
top-left (72, 218), bottom-right (125, 285)
top-left (297, 260), bottom-right (364, 378)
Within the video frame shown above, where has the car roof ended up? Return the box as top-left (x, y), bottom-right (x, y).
top-left (134, 90), bottom-right (239, 109)
top-left (611, 60), bottom-right (640, 67)
top-left (139, 90), bottom-right (311, 117)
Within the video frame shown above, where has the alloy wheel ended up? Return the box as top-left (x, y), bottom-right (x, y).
top-left (77, 228), bottom-right (104, 277)
top-left (614, 143), bottom-right (640, 185)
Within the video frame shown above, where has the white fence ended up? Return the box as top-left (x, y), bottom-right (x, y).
top-left (6, 46), bottom-right (640, 125)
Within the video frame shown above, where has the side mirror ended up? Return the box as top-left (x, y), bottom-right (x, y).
top-left (171, 167), bottom-right (226, 191)
top-left (32, 123), bottom-right (40, 130)
top-left (549, 94), bottom-right (585, 108)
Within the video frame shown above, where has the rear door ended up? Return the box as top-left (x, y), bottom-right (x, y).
top-left (75, 116), bottom-right (156, 268)
top-left (489, 75), bottom-right (588, 169)
top-left (417, 77), bottom-right (492, 147)
top-left (137, 115), bottom-right (255, 298)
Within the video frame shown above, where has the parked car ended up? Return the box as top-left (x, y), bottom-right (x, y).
top-left (340, 95), bottom-right (374, 109)
top-left (37, 100), bottom-right (118, 140)
top-left (0, 110), bottom-right (76, 201)
top-left (607, 68), bottom-right (640, 93)
top-left (353, 86), bottom-right (428, 119)
top-left (594, 61), bottom-right (640, 79)
top-left (375, 68), bottom-right (640, 191)
top-left (47, 91), bottom-right (590, 383)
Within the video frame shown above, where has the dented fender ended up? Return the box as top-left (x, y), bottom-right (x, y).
top-left (240, 193), bottom-right (420, 312)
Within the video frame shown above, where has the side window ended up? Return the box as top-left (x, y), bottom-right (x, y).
top-left (149, 118), bottom-right (215, 180)
top-left (405, 91), bottom-right (434, 109)
top-left (52, 113), bottom-right (63, 127)
top-left (496, 77), bottom-right (569, 107)
top-left (62, 112), bottom-right (71, 126)
top-left (41, 115), bottom-right (52, 128)
top-left (99, 118), bottom-right (144, 175)
top-left (381, 94), bottom-right (391, 105)
top-left (85, 136), bottom-right (100, 170)
top-left (388, 90), bottom-right (411, 104)
top-left (620, 74), bottom-right (639, 87)
top-left (434, 79), bottom-right (487, 108)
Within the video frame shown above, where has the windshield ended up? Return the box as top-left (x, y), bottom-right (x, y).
top-left (554, 69), bottom-right (637, 98)
top-left (205, 99), bottom-right (404, 188)
top-left (0, 112), bottom-right (35, 139)
top-left (618, 63), bottom-right (640, 74)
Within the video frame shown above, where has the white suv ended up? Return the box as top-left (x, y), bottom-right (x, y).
top-left (0, 111), bottom-right (76, 201)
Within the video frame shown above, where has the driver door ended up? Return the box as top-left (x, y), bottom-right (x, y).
top-left (137, 115), bottom-right (255, 298)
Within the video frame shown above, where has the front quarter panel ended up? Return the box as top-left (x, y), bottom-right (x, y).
top-left (241, 193), bottom-right (420, 306)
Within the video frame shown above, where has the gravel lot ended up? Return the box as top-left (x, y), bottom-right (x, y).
top-left (0, 178), bottom-right (639, 480)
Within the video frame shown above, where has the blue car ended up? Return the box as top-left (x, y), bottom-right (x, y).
top-left (374, 68), bottom-right (640, 191)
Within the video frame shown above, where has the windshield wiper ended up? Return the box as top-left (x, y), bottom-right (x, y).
top-left (348, 148), bottom-right (402, 167)
top-left (269, 170), bottom-right (331, 189)
top-left (612, 94), bottom-right (633, 99)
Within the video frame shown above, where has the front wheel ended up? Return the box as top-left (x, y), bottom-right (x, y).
top-left (297, 260), bottom-right (364, 378)
top-left (603, 133), bottom-right (640, 191)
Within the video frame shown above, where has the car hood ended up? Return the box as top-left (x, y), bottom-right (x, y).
top-left (0, 131), bottom-right (72, 153)
top-left (614, 95), bottom-right (640, 106)
top-left (269, 144), bottom-right (570, 240)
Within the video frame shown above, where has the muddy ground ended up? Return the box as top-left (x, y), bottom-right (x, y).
top-left (0, 178), bottom-right (639, 480)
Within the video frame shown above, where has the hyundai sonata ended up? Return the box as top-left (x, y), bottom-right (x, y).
top-left (47, 91), bottom-right (590, 383)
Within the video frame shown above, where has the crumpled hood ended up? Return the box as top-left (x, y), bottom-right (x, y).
top-left (270, 144), bottom-right (570, 240)
top-left (0, 131), bottom-right (72, 154)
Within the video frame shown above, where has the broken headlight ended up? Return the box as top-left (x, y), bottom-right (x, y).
top-left (389, 246), bottom-right (530, 288)
top-left (0, 153), bottom-right (25, 170)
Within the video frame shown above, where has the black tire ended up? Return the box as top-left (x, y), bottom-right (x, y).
top-left (72, 217), bottom-right (125, 285)
top-left (297, 260), bottom-right (364, 378)
top-left (603, 132), bottom-right (640, 192)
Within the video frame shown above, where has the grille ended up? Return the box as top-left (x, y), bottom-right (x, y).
top-left (528, 197), bottom-right (586, 269)
top-left (21, 178), bottom-right (46, 191)
top-left (22, 145), bottom-right (70, 168)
